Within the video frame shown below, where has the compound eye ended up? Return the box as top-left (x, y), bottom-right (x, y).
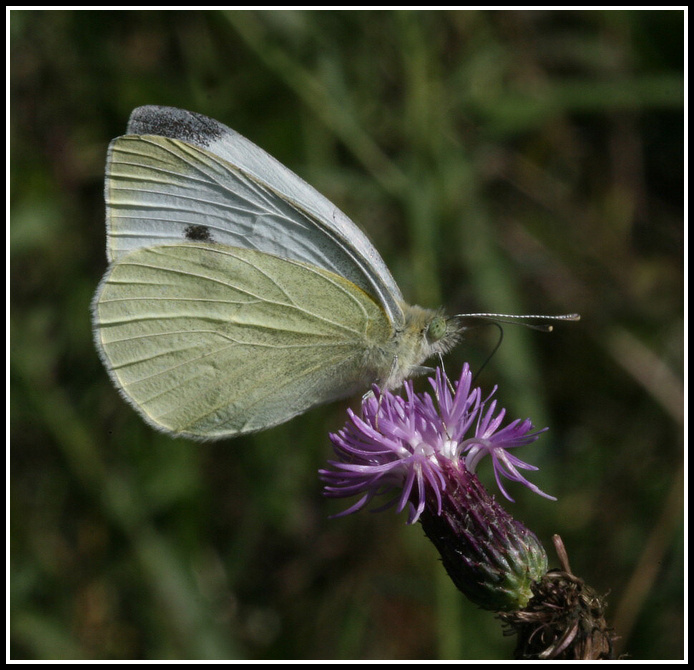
top-left (426, 316), bottom-right (447, 344)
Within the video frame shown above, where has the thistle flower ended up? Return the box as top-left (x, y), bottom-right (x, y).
top-left (319, 364), bottom-right (552, 611)
top-left (321, 364), bottom-right (553, 523)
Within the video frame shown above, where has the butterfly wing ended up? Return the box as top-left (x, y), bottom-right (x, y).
top-left (105, 105), bottom-right (405, 328)
top-left (93, 243), bottom-right (393, 439)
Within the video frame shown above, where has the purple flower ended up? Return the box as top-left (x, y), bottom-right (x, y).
top-left (320, 364), bottom-right (553, 611)
top-left (320, 364), bottom-right (553, 524)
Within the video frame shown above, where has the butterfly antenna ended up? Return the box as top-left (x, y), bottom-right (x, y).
top-left (454, 312), bottom-right (580, 333)
top-left (453, 312), bottom-right (579, 381)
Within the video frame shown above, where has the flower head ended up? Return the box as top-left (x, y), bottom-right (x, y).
top-left (319, 364), bottom-right (553, 611)
top-left (320, 363), bottom-right (553, 524)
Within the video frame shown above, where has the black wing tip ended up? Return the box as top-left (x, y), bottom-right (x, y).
top-left (126, 106), bottom-right (227, 148)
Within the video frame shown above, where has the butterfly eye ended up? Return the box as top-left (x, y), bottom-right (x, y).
top-left (426, 316), bottom-right (447, 344)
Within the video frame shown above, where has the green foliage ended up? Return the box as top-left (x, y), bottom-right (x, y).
top-left (10, 9), bottom-right (683, 660)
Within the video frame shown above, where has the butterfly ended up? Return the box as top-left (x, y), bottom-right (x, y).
top-left (93, 106), bottom-right (578, 440)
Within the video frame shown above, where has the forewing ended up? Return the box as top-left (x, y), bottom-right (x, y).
top-left (93, 243), bottom-right (392, 439)
top-left (105, 105), bottom-right (404, 326)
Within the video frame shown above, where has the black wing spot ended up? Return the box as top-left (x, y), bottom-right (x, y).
top-left (184, 224), bottom-right (214, 242)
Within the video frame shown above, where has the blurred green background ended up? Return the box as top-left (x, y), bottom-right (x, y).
top-left (10, 9), bottom-right (683, 660)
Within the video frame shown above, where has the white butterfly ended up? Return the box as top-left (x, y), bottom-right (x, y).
top-left (93, 106), bottom-right (577, 440)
